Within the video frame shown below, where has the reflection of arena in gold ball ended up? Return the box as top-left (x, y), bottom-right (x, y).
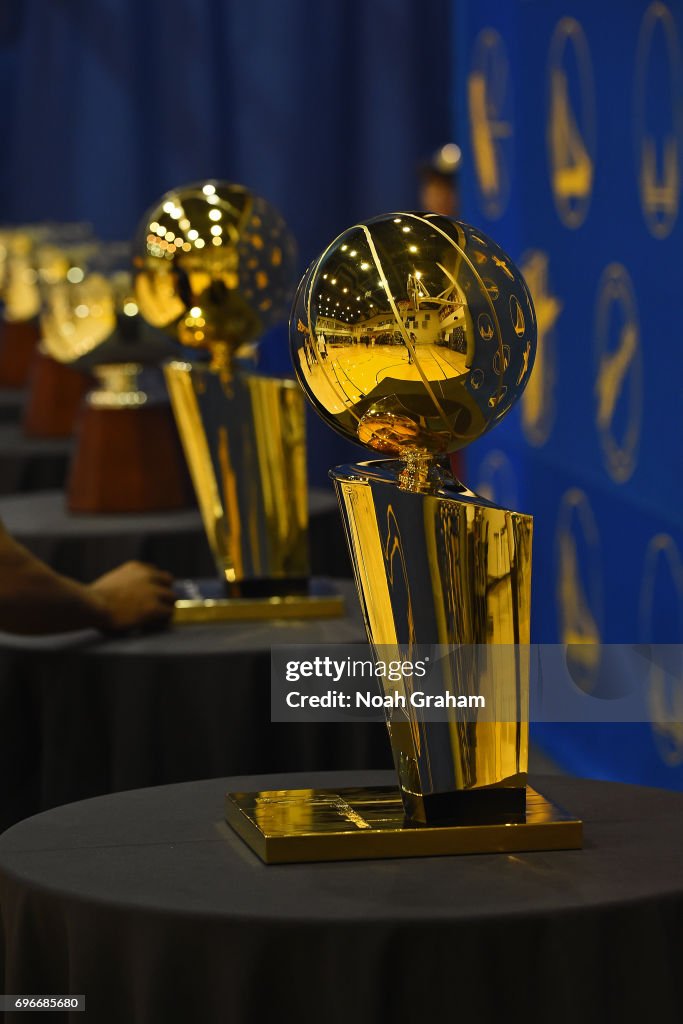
top-left (290, 212), bottom-right (537, 457)
top-left (133, 181), bottom-right (297, 369)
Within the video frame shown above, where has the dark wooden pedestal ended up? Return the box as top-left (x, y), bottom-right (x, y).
top-left (67, 402), bottom-right (195, 513)
top-left (23, 351), bottom-right (92, 438)
top-left (0, 320), bottom-right (40, 389)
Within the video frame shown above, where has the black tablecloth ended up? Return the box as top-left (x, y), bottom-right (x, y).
top-left (0, 425), bottom-right (71, 495)
top-left (0, 489), bottom-right (213, 579)
top-left (0, 487), bottom-right (351, 580)
top-left (0, 772), bottom-right (681, 1024)
top-left (0, 389), bottom-right (25, 424)
top-left (0, 581), bottom-right (389, 830)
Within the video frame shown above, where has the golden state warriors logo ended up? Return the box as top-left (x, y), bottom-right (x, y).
top-left (639, 534), bottom-right (683, 765)
top-left (594, 264), bottom-right (642, 483)
top-left (468, 28), bottom-right (513, 220)
top-left (634, 3), bottom-right (682, 239)
top-left (556, 488), bottom-right (602, 693)
top-left (520, 251), bottom-right (562, 446)
top-left (547, 18), bottom-right (596, 229)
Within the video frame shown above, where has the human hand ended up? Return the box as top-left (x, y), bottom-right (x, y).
top-left (89, 561), bottom-right (176, 632)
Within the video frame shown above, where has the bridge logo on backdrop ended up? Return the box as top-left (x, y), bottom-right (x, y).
top-left (547, 17), bottom-right (596, 229)
top-left (556, 488), bottom-right (603, 692)
top-left (594, 263), bottom-right (642, 484)
top-left (634, 3), bottom-right (682, 239)
top-left (468, 28), bottom-right (513, 220)
top-left (639, 534), bottom-right (683, 766)
top-left (519, 251), bottom-right (562, 446)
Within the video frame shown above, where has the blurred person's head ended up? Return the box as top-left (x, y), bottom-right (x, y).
top-left (418, 142), bottom-right (462, 217)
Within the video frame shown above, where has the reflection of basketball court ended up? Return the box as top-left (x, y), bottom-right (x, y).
top-left (297, 342), bottom-right (469, 412)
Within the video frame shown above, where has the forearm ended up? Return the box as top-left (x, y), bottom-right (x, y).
top-left (0, 531), bottom-right (108, 635)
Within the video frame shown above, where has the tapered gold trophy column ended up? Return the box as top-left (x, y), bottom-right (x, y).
top-left (225, 213), bottom-right (582, 861)
top-left (133, 181), bottom-right (343, 620)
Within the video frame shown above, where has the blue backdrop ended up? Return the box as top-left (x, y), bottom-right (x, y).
top-left (456, 0), bottom-right (683, 786)
top-left (0, 0), bottom-right (454, 481)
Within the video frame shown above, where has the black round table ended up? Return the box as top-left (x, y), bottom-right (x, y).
top-left (0, 581), bottom-right (390, 831)
top-left (0, 425), bottom-right (72, 495)
top-left (0, 771), bottom-right (681, 1024)
top-left (0, 489), bottom-right (213, 579)
top-left (0, 487), bottom-right (351, 581)
top-left (0, 389), bottom-right (25, 424)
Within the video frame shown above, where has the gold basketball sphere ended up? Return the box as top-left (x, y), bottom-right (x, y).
top-left (290, 213), bottom-right (536, 457)
top-left (133, 181), bottom-right (297, 369)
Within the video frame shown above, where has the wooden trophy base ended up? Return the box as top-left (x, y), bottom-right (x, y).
top-left (23, 350), bottom-right (93, 438)
top-left (67, 401), bottom-right (195, 514)
top-left (0, 320), bottom-right (40, 389)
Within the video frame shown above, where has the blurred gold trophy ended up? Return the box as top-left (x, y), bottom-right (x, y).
top-left (41, 243), bottom-right (192, 513)
top-left (225, 213), bottom-right (582, 861)
top-left (133, 181), bottom-right (343, 621)
top-left (0, 225), bottom-right (91, 389)
top-left (22, 237), bottom-right (94, 438)
top-left (0, 228), bottom-right (43, 387)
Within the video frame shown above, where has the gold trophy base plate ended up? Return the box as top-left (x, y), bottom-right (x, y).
top-left (174, 578), bottom-right (345, 623)
top-left (224, 785), bottom-right (583, 864)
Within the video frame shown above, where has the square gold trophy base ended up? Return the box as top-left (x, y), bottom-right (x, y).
top-left (173, 577), bottom-right (345, 624)
top-left (224, 784), bottom-right (583, 864)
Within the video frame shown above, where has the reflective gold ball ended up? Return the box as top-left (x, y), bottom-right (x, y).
top-left (290, 213), bottom-right (536, 457)
top-left (133, 181), bottom-right (297, 367)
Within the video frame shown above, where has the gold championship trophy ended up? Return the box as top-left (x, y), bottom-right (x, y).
top-left (40, 243), bottom-right (192, 513)
top-left (22, 237), bottom-right (94, 439)
top-left (0, 225), bottom-right (93, 391)
top-left (225, 213), bottom-right (582, 862)
top-left (133, 181), bottom-right (344, 621)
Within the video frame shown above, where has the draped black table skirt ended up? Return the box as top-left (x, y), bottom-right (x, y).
top-left (0, 771), bottom-right (681, 1024)
top-left (0, 390), bottom-right (25, 425)
top-left (0, 487), bottom-right (352, 581)
top-left (0, 581), bottom-right (386, 831)
top-left (0, 425), bottom-right (71, 495)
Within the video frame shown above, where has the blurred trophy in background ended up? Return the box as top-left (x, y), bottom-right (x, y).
top-left (133, 180), bottom-right (343, 620)
top-left (41, 242), bottom-right (192, 513)
top-left (0, 223), bottom-right (90, 390)
top-left (22, 235), bottom-right (95, 438)
top-left (0, 226), bottom-right (45, 387)
top-left (224, 213), bottom-right (582, 862)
